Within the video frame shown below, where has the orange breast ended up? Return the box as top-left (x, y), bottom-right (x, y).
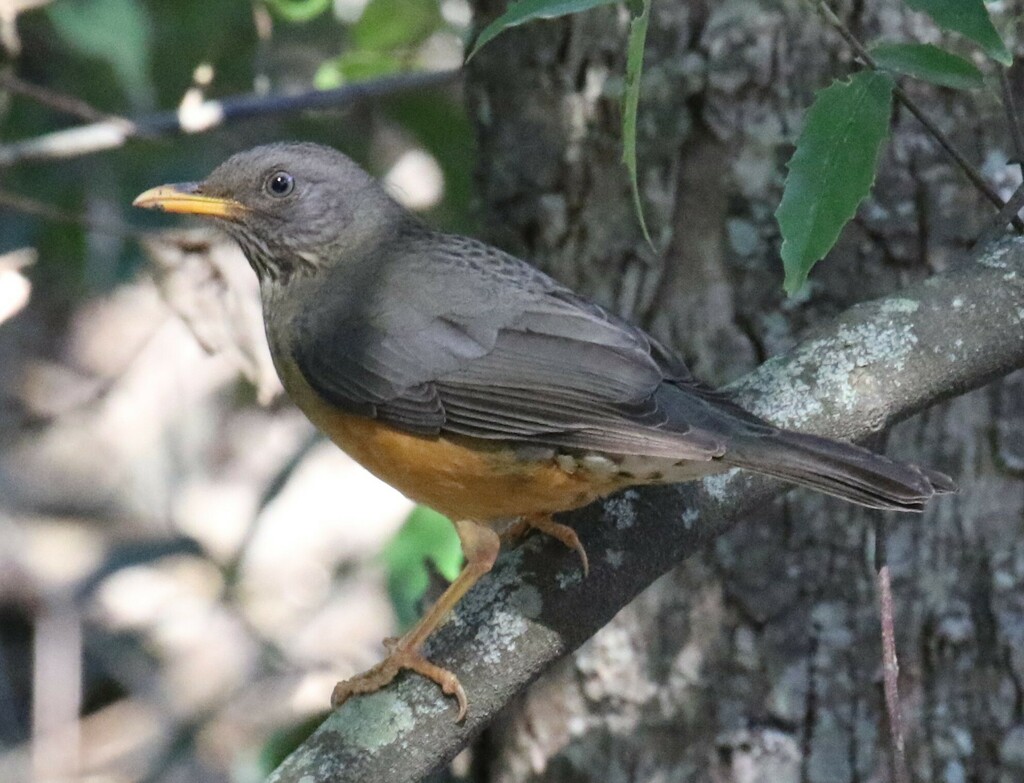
top-left (287, 378), bottom-right (621, 522)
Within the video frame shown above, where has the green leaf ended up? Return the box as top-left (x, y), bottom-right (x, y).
top-left (467, 0), bottom-right (618, 60)
top-left (622, 0), bottom-right (652, 247)
top-left (382, 506), bottom-right (462, 631)
top-left (264, 0), bottom-right (331, 23)
top-left (776, 71), bottom-right (895, 294)
top-left (870, 43), bottom-right (985, 90)
top-left (904, 0), bottom-right (1011, 65)
top-left (354, 0), bottom-right (443, 51)
top-left (314, 51), bottom-right (403, 89)
top-left (47, 0), bottom-right (153, 108)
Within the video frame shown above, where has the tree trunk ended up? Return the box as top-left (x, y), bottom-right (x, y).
top-left (466, 1), bottom-right (1024, 781)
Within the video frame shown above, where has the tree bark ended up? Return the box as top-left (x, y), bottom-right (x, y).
top-left (264, 237), bottom-right (1024, 783)
top-left (467, 1), bottom-right (1024, 781)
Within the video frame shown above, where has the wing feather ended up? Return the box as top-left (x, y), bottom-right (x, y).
top-left (292, 233), bottom-right (728, 459)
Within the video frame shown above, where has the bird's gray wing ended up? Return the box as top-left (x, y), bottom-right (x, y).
top-left (292, 234), bottom-right (728, 460)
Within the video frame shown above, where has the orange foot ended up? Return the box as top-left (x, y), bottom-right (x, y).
top-left (331, 637), bottom-right (468, 720)
top-left (503, 514), bottom-right (589, 576)
top-left (331, 519), bottom-right (497, 721)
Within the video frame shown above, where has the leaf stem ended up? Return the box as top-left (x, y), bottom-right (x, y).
top-left (816, 1), bottom-right (1023, 232)
top-left (623, 0), bottom-right (654, 248)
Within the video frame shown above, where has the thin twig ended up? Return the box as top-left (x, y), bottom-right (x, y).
top-left (875, 517), bottom-right (910, 783)
top-left (0, 188), bottom-right (139, 238)
top-left (817, 1), bottom-right (1024, 232)
top-left (891, 83), bottom-right (1021, 227)
top-left (0, 72), bottom-right (137, 129)
top-left (0, 69), bottom-right (461, 168)
top-left (970, 69), bottom-right (1024, 246)
top-left (976, 179), bottom-right (1024, 248)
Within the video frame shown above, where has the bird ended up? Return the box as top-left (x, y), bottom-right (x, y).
top-left (134, 141), bottom-right (954, 721)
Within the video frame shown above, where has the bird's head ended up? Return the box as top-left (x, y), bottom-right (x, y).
top-left (134, 142), bottom-right (405, 282)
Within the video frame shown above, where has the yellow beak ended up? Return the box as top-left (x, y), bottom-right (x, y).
top-left (132, 183), bottom-right (247, 220)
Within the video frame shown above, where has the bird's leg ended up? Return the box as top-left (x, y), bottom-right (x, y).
top-left (331, 518), bottom-right (499, 721)
top-left (502, 513), bottom-right (589, 576)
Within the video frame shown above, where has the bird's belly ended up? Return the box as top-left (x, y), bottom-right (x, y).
top-left (281, 379), bottom-right (621, 522)
top-left (315, 412), bottom-right (623, 521)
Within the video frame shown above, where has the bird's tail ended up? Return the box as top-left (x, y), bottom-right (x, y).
top-left (724, 430), bottom-right (956, 512)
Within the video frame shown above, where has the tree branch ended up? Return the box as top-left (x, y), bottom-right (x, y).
top-left (0, 69), bottom-right (460, 168)
top-left (267, 238), bottom-right (1024, 783)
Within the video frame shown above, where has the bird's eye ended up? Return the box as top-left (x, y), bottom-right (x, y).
top-left (266, 171), bottom-right (295, 197)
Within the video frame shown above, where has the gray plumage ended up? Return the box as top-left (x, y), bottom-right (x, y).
top-left (175, 142), bottom-right (957, 512)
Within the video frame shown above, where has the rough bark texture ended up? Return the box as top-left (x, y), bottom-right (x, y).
top-left (264, 239), bottom-right (1024, 783)
top-left (466, 1), bottom-right (1024, 781)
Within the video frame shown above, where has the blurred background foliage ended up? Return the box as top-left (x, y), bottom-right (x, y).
top-left (0, 1), bottom-right (475, 780)
top-left (384, 505), bottom-right (463, 632)
top-left (3, 0), bottom-right (474, 290)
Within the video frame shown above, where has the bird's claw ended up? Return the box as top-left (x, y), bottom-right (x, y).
top-left (504, 514), bottom-right (589, 576)
top-left (332, 642), bottom-right (468, 721)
